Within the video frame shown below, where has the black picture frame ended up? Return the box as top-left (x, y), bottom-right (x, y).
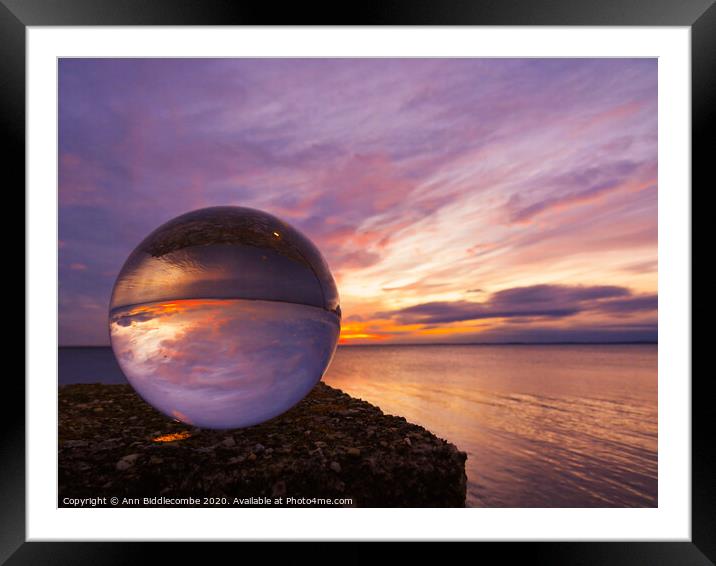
top-left (8, 1), bottom-right (706, 563)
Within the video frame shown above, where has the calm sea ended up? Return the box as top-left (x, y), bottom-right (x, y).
top-left (59, 344), bottom-right (657, 508)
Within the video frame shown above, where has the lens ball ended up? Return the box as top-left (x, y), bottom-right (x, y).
top-left (109, 206), bottom-right (341, 429)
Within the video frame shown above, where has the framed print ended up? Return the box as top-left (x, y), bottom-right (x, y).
top-left (10, 0), bottom-right (707, 563)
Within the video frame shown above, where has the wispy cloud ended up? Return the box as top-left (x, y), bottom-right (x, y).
top-left (59, 58), bottom-right (657, 344)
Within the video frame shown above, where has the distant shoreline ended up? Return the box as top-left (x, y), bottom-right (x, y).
top-left (59, 341), bottom-right (658, 349)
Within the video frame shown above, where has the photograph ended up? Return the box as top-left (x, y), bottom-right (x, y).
top-left (57, 57), bottom-right (659, 509)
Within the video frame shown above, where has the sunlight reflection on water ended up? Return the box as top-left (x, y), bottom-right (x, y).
top-left (323, 344), bottom-right (657, 508)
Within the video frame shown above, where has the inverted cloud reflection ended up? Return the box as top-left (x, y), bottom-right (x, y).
top-left (110, 299), bottom-right (340, 428)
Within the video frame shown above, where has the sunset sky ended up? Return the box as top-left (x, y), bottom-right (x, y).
top-left (59, 58), bottom-right (657, 346)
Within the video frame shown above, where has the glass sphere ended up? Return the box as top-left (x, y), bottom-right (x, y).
top-left (109, 206), bottom-right (341, 429)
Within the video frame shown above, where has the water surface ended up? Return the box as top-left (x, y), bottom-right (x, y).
top-left (59, 344), bottom-right (657, 507)
top-left (324, 344), bottom-right (657, 507)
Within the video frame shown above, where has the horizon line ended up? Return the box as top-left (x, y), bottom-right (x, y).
top-left (59, 340), bottom-right (658, 348)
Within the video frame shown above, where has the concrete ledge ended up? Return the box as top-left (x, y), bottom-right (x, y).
top-left (59, 382), bottom-right (467, 507)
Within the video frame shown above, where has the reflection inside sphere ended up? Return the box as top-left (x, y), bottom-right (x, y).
top-left (109, 207), bottom-right (341, 429)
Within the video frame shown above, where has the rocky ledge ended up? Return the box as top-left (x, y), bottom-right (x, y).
top-left (59, 383), bottom-right (467, 507)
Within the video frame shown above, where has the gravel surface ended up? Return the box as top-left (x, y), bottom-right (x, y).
top-left (59, 382), bottom-right (467, 507)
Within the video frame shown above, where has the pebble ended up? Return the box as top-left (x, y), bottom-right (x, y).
top-left (404, 437), bottom-right (412, 447)
top-left (330, 461), bottom-right (342, 473)
top-left (116, 453), bottom-right (141, 471)
top-left (222, 436), bottom-right (236, 448)
top-left (272, 480), bottom-right (287, 497)
top-left (346, 447), bottom-right (361, 457)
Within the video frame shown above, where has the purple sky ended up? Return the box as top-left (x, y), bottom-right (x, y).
top-left (59, 58), bottom-right (657, 345)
